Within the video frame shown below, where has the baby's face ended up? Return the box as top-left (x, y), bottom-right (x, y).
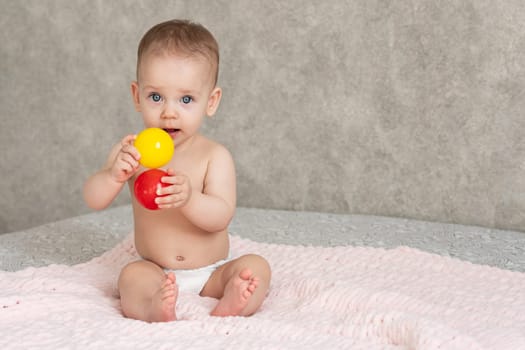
top-left (132, 53), bottom-right (218, 147)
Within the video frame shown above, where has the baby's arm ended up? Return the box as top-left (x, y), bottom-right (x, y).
top-left (157, 145), bottom-right (236, 232)
top-left (83, 135), bottom-right (140, 210)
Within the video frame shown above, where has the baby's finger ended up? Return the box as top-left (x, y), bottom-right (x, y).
top-left (121, 143), bottom-right (141, 161)
top-left (156, 194), bottom-right (186, 208)
top-left (156, 184), bottom-right (182, 196)
top-left (161, 175), bottom-right (186, 186)
top-left (121, 134), bottom-right (137, 146)
top-left (120, 153), bottom-right (140, 169)
top-left (120, 162), bottom-right (134, 175)
top-left (112, 160), bottom-right (133, 180)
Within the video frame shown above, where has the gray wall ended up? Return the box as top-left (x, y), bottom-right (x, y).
top-left (2, 0), bottom-right (525, 233)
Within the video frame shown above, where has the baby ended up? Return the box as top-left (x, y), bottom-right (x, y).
top-left (83, 19), bottom-right (271, 322)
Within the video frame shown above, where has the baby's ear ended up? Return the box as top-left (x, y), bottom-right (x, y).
top-left (130, 81), bottom-right (142, 112)
top-left (206, 87), bottom-right (222, 117)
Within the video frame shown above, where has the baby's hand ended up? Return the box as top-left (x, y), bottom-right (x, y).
top-left (110, 134), bottom-right (141, 183)
top-left (155, 169), bottom-right (192, 209)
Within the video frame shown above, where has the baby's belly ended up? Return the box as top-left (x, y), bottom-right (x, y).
top-left (135, 219), bottom-right (229, 269)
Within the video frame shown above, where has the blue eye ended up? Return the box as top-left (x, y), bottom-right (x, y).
top-left (150, 93), bottom-right (162, 102)
top-left (181, 96), bottom-right (193, 104)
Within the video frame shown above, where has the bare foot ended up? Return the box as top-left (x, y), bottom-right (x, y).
top-left (149, 272), bottom-right (178, 322)
top-left (211, 268), bottom-right (259, 317)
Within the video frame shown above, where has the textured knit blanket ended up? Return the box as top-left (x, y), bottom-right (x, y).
top-left (1, 234), bottom-right (524, 349)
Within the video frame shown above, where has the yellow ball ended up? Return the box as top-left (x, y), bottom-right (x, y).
top-left (134, 128), bottom-right (174, 168)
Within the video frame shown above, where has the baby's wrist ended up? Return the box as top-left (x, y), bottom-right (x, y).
top-left (108, 168), bottom-right (127, 185)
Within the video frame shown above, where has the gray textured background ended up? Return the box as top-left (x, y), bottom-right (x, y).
top-left (1, 0), bottom-right (525, 234)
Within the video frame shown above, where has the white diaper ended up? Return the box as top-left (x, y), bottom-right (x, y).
top-left (165, 256), bottom-right (231, 294)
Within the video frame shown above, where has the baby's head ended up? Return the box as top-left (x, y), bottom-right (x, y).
top-left (136, 20), bottom-right (219, 86)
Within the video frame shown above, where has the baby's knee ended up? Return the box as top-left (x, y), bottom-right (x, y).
top-left (118, 261), bottom-right (140, 287)
top-left (240, 254), bottom-right (271, 279)
top-left (118, 260), bottom-right (163, 287)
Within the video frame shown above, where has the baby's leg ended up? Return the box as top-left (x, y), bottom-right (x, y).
top-left (118, 260), bottom-right (178, 322)
top-left (201, 254), bottom-right (271, 317)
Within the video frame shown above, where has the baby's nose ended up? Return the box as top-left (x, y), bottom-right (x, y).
top-left (162, 100), bottom-right (179, 119)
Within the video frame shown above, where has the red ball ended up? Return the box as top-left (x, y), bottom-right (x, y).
top-left (134, 169), bottom-right (169, 210)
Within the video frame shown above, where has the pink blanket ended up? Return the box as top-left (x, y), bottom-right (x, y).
top-left (1, 234), bottom-right (524, 349)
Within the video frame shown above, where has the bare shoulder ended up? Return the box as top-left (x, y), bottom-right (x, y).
top-left (195, 135), bottom-right (236, 193)
top-left (195, 135), bottom-right (234, 164)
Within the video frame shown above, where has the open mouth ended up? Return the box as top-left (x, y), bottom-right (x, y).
top-left (163, 128), bottom-right (180, 138)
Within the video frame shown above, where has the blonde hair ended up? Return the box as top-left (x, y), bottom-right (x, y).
top-left (136, 19), bottom-right (219, 85)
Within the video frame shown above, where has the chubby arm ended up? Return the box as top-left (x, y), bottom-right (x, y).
top-left (83, 135), bottom-right (140, 210)
top-left (157, 145), bottom-right (236, 232)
